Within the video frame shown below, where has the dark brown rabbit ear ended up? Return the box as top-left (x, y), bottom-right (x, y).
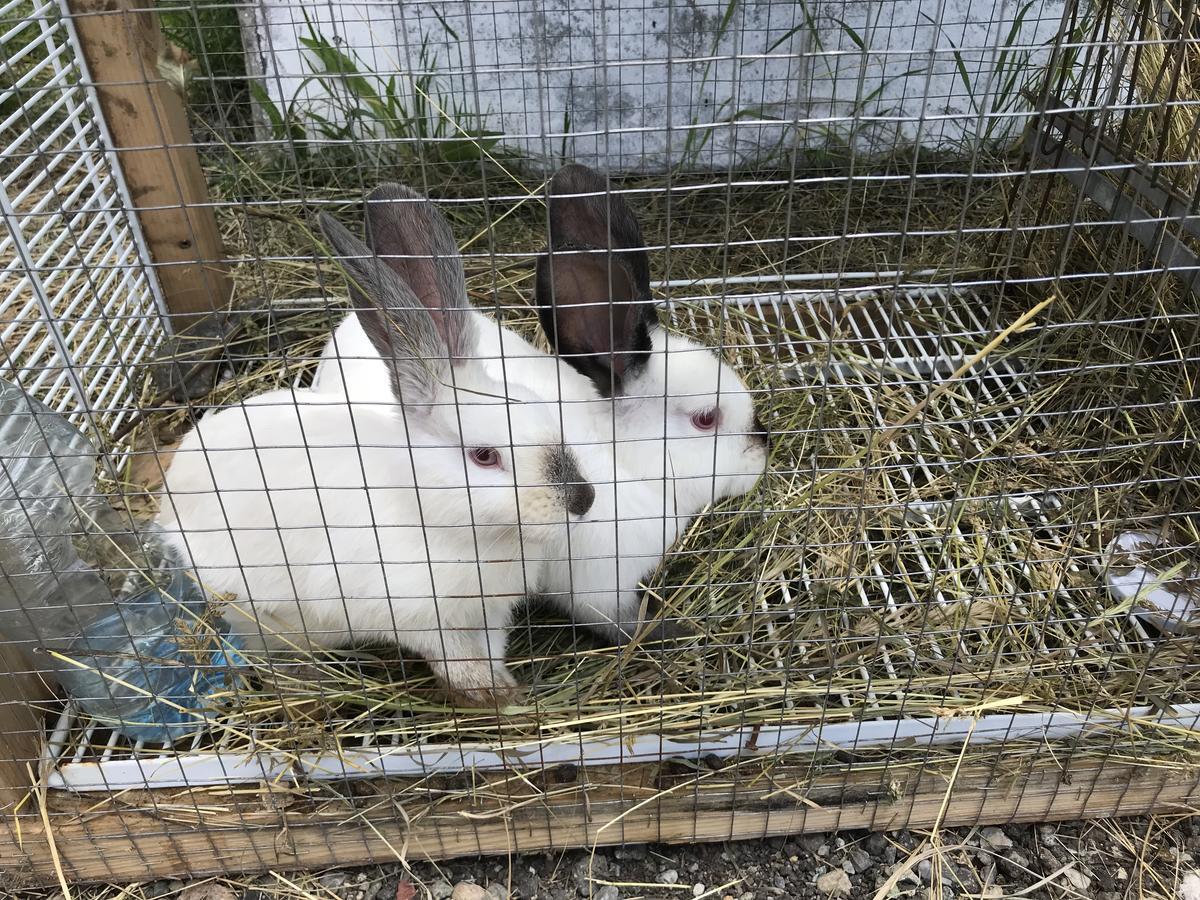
top-left (534, 164), bottom-right (656, 398)
top-left (361, 183), bottom-right (475, 362)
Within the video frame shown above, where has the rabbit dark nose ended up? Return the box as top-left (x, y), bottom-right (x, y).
top-left (547, 448), bottom-right (595, 517)
top-left (751, 413), bottom-right (769, 450)
top-left (566, 481), bottom-right (595, 517)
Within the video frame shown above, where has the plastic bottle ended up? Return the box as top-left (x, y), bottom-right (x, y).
top-left (0, 377), bottom-right (242, 743)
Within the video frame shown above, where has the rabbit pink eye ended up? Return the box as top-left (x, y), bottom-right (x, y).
top-left (691, 408), bottom-right (719, 431)
top-left (469, 447), bottom-right (502, 468)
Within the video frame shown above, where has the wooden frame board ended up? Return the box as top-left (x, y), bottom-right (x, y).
top-left (2, 752), bottom-right (1197, 887)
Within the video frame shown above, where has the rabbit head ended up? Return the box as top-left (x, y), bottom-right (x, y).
top-left (319, 186), bottom-right (595, 540)
top-left (533, 164), bottom-right (768, 513)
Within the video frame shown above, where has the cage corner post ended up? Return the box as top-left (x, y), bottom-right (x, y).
top-left (0, 642), bottom-right (52, 814)
top-left (64, 0), bottom-right (232, 330)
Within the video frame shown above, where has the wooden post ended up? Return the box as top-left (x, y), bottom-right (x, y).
top-left (68, 0), bottom-right (232, 326)
top-left (0, 641), bottom-right (52, 813)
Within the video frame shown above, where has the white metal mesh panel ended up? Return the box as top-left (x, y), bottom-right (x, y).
top-left (0, 0), bottom-right (164, 439)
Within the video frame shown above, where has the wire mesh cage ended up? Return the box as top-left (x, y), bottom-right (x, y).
top-left (2, 0), bottom-right (1199, 885)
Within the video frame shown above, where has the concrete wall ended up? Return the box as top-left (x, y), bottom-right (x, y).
top-left (244, 0), bottom-right (1069, 172)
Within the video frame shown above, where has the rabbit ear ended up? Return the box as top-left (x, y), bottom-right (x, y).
top-left (361, 183), bottom-right (475, 361)
top-left (319, 212), bottom-right (451, 409)
top-left (534, 164), bottom-right (656, 398)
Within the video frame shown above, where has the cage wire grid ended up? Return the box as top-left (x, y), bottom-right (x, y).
top-left (0, 0), bottom-right (1197, 847)
top-left (1, 0), bottom-right (165, 439)
top-left (40, 285), bottom-right (1200, 792)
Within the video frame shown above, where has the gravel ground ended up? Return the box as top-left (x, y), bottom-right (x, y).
top-left (30, 815), bottom-right (1200, 900)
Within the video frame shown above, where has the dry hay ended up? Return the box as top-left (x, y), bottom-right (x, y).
top-left (72, 152), bottom-right (1200, 776)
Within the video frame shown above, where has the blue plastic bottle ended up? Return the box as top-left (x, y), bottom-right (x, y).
top-left (0, 377), bottom-right (242, 742)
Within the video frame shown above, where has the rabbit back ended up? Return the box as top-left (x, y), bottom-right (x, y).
top-left (158, 389), bottom-right (523, 654)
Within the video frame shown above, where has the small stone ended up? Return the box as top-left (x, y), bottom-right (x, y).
top-left (848, 849), bottom-right (872, 874)
top-left (356, 874), bottom-right (369, 885)
top-left (572, 856), bottom-right (609, 884)
top-left (692, 885), bottom-right (705, 898)
top-left (841, 861), bottom-right (855, 876)
top-left (817, 844), bottom-right (829, 858)
top-left (916, 860), bottom-right (932, 884)
top-left (1063, 869), bottom-right (1091, 892)
top-left (864, 834), bottom-right (888, 855)
top-left (452, 885), bottom-right (490, 900)
top-left (514, 872), bottom-right (540, 899)
top-left (814, 869), bottom-right (852, 898)
top-left (997, 850), bottom-right (1029, 880)
top-left (658, 871), bottom-right (679, 886)
top-left (980, 827), bottom-right (1013, 851)
top-left (614, 845), bottom-right (646, 861)
top-left (319, 875), bottom-right (350, 892)
top-left (486, 885), bottom-right (508, 900)
top-left (1116, 867), bottom-right (1128, 881)
top-left (593, 888), bottom-right (618, 900)
top-left (431, 882), bottom-right (454, 900)
top-left (799, 835), bottom-right (826, 854)
top-left (739, 893), bottom-right (755, 900)
top-left (979, 887), bottom-right (1002, 899)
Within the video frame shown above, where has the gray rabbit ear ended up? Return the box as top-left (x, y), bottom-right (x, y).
top-left (533, 164), bottom-right (656, 399)
top-left (361, 183), bottom-right (476, 362)
top-left (319, 212), bottom-right (450, 408)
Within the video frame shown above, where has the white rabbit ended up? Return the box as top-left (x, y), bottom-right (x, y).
top-left (311, 166), bottom-right (769, 644)
top-left (157, 185), bottom-right (595, 706)
top-left (529, 164), bottom-right (768, 641)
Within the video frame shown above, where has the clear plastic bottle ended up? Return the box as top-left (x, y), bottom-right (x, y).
top-left (0, 377), bottom-right (242, 742)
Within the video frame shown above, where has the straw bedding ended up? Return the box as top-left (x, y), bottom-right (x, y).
top-left (90, 154), bottom-right (1200, 767)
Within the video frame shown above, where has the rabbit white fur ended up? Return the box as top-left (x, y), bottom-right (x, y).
top-left (312, 165), bottom-right (769, 643)
top-left (157, 185), bottom-right (595, 706)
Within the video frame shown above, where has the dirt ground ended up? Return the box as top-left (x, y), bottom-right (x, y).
top-left (22, 815), bottom-right (1200, 900)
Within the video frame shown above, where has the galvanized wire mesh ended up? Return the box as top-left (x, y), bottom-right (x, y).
top-left (1, 0), bottom-right (1199, 883)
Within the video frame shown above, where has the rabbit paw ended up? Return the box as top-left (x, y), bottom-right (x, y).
top-left (439, 660), bottom-right (524, 710)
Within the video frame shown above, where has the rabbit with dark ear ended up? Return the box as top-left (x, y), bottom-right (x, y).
top-left (157, 185), bottom-right (595, 707)
top-left (530, 164), bottom-right (769, 641)
top-left (311, 169), bottom-right (768, 646)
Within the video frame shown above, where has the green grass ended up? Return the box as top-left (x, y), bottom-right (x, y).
top-left (157, 0), bottom-right (249, 127)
